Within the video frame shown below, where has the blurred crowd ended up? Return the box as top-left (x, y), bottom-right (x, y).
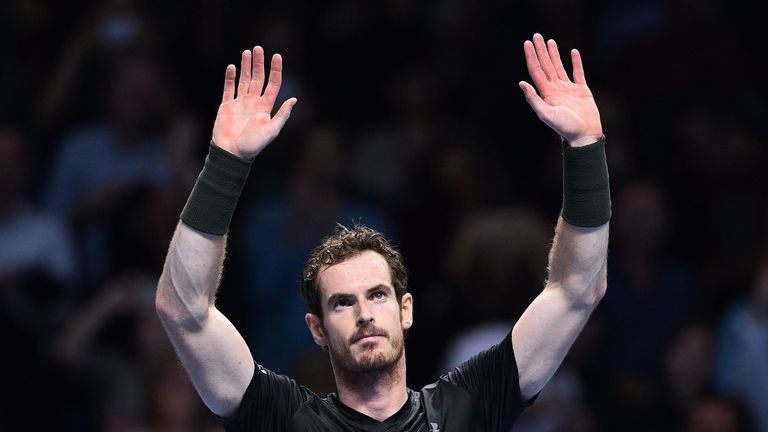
top-left (1, 0), bottom-right (766, 431)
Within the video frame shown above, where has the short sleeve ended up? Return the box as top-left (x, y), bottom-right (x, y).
top-left (444, 332), bottom-right (528, 431)
top-left (218, 363), bottom-right (312, 431)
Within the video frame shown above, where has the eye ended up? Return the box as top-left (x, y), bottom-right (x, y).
top-left (371, 291), bottom-right (386, 301)
top-left (335, 297), bottom-right (353, 308)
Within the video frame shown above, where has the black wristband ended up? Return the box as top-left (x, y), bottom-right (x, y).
top-left (180, 142), bottom-right (252, 235)
top-left (561, 136), bottom-right (611, 227)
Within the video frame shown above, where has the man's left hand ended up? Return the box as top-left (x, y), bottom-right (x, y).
top-left (519, 33), bottom-right (603, 147)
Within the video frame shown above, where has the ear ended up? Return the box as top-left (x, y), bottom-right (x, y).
top-left (305, 313), bottom-right (327, 347)
top-left (400, 293), bottom-right (414, 330)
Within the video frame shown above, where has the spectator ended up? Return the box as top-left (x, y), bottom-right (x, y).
top-left (55, 272), bottom-right (220, 432)
top-left (715, 251), bottom-right (768, 431)
top-left (44, 56), bottom-right (184, 284)
top-left (0, 127), bottom-right (76, 289)
top-left (0, 126), bottom-right (77, 430)
top-left (660, 323), bottom-right (716, 430)
top-left (437, 208), bottom-right (599, 432)
top-left (684, 396), bottom-right (752, 432)
top-left (429, 207), bottom-right (548, 380)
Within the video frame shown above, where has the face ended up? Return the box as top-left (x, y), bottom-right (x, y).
top-left (305, 250), bottom-right (413, 374)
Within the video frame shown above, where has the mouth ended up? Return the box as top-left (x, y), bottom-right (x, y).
top-left (353, 334), bottom-right (385, 343)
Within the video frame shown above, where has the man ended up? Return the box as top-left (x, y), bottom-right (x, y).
top-left (156, 33), bottom-right (610, 430)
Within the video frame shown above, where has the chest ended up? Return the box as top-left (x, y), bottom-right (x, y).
top-left (288, 385), bottom-right (479, 432)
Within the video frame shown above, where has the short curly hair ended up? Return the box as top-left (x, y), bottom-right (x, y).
top-left (301, 224), bottom-right (408, 319)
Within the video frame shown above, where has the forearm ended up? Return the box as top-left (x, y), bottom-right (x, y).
top-left (155, 139), bottom-right (252, 324)
top-left (545, 131), bottom-right (611, 305)
top-left (546, 217), bottom-right (609, 307)
top-left (156, 223), bottom-right (227, 328)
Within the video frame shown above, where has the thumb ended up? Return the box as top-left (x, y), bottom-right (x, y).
top-left (272, 97), bottom-right (298, 131)
top-left (519, 81), bottom-right (550, 118)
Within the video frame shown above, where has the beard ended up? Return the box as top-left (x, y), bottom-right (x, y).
top-left (327, 324), bottom-right (405, 374)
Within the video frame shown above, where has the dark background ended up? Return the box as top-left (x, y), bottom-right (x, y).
top-left (1, 0), bottom-right (766, 430)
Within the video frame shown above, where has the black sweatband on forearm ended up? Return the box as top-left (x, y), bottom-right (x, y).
top-left (561, 136), bottom-right (611, 227)
top-left (180, 142), bottom-right (252, 235)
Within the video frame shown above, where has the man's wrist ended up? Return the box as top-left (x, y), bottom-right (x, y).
top-left (179, 142), bottom-right (253, 235)
top-left (210, 138), bottom-right (254, 161)
top-left (561, 135), bottom-right (611, 227)
top-left (566, 133), bottom-right (604, 147)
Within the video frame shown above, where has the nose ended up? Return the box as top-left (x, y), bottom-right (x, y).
top-left (356, 300), bottom-right (374, 325)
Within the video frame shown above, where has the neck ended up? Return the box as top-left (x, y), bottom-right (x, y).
top-left (333, 351), bottom-right (408, 422)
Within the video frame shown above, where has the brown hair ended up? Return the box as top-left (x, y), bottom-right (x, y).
top-left (301, 224), bottom-right (408, 319)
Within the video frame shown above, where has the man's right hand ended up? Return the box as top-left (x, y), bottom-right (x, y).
top-left (212, 46), bottom-right (297, 160)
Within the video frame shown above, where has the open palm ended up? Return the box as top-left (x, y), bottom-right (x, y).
top-left (519, 34), bottom-right (602, 147)
top-left (212, 46), bottom-right (297, 160)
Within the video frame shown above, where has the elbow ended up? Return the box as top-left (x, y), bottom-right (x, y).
top-left (589, 277), bottom-right (607, 307)
top-left (568, 289), bottom-right (604, 311)
top-left (554, 274), bottom-right (607, 310)
top-left (155, 283), bottom-right (178, 325)
top-left (584, 272), bottom-right (608, 309)
top-left (576, 265), bottom-right (609, 309)
top-left (155, 279), bottom-right (211, 330)
top-left (589, 265), bottom-right (608, 306)
top-left (155, 277), bottom-right (174, 320)
top-left (155, 286), bottom-right (174, 323)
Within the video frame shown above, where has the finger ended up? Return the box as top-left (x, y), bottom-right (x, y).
top-left (251, 46), bottom-right (266, 96)
top-left (519, 81), bottom-right (551, 118)
top-left (532, 33), bottom-right (556, 80)
top-left (524, 40), bottom-right (548, 89)
top-left (547, 39), bottom-right (570, 81)
top-left (237, 50), bottom-right (251, 97)
top-left (571, 49), bottom-right (587, 84)
top-left (222, 64), bottom-right (236, 103)
top-left (271, 97), bottom-right (297, 132)
top-left (262, 53), bottom-right (283, 106)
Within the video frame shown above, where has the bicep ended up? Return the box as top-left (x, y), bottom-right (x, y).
top-left (511, 283), bottom-right (599, 400)
top-left (159, 304), bottom-right (255, 418)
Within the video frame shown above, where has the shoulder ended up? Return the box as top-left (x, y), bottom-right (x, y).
top-left (219, 363), bottom-right (317, 431)
top-left (444, 331), bottom-right (517, 385)
top-left (419, 377), bottom-right (482, 430)
top-left (424, 332), bottom-right (529, 430)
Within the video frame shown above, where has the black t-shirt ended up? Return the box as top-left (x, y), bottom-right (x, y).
top-left (219, 332), bottom-right (528, 431)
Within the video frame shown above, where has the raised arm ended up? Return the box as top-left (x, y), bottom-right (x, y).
top-left (512, 34), bottom-right (609, 400)
top-left (155, 46), bottom-right (296, 417)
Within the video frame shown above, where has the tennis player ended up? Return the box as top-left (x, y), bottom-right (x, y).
top-left (156, 33), bottom-right (610, 431)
